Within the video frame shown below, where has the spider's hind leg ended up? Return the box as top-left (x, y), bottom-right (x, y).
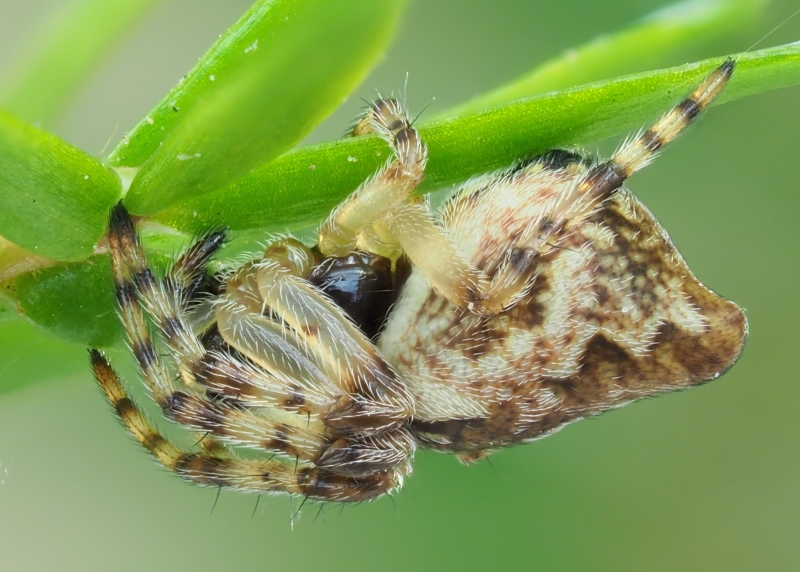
top-left (581, 58), bottom-right (735, 200)
top-left (482, 59), bottom-right (735, 313)
top-left (90, 351), bottom-right (397, 501)
top-left (108, 204), bottom-right (206, 376)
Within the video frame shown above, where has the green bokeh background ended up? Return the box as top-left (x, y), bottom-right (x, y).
top-left (1, 0), bottom-right (799, 570)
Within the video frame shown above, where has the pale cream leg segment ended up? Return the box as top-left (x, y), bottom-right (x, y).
top-left (384, 200), bottom-right (486, 309)
top-left (318, 99), bottom-right (427, 255)
top-left (318, 98), bottom-right (487, 311)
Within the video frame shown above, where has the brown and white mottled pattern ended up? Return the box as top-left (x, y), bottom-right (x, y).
top-left (90, 60), bottom-right (747, 502)
top-left (379, 154), bottom-right (746, 458)
top-left (93, 205), bottom-right (415, 503)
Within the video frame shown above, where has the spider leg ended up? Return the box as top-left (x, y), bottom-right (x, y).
top-left (107, 206), bottom-right (334, 465)
top-left (164, 230), bottom-right (227, 336)
top-left (215, 261), bottom-right (342, 407)
top-left (318, 99), bottom-right (426, 255)
top-left (159, 388), bottom-right (328, 462)
top-left (213, 283), bottom-right (417, 476)
top-left (593, 58), bottom-right (734, 191)
top-left (90, 350), bottom-right (401, 502)
top-left (253, 241), bottom-right (414, 434)
top-left (106, 207), bottom-right (177, 402)
top-left (378, 199), bottom-right (486, 311)
top-left (90, 349), bottom-right (183, 468)
top-left (318, 99), bottom-right (486, 310)
top-left (166, 228), bottom-right (226, 305)
top-left (194, 333), bottom-right (335, 416)
top-left (108, 204), bottom-right (206, 378)
top-left (482, 59), bottom-right (735, 313)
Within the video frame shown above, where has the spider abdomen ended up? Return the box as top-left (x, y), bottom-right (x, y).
top-left (378, 157), bottom-right (746, 456)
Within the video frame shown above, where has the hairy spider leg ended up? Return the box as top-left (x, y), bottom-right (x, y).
top-left (318, 99), bottom-right (485, 310)
top-left (104, 205), bottom-right (415, 493)
top-left (108, 205), bottom-right (206, 375)
top-left (162, 228), bottom-right (228, 339)
top-left (483, 59), bottom-right (735, 314)
top-left (165, 228), bottom-right (226, 304)
top-left (105, 208), bottom-right (175, 402)
top-left (217, 238), bottom-right (416, 475)
top-left (318, 99), bottom-right (427, 253)
top-left (104, 206), bottom-right (404, 478)
top-left (104, 210), bottom-right (326, 461)
top-left (90, 350), bottom-right (400, 501)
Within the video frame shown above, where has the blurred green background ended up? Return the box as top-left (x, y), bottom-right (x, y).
top-left (1, 0), bottom-right (799, 570)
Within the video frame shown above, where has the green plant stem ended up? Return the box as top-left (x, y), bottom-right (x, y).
top-left (153, 43), bottom-right (800, 234)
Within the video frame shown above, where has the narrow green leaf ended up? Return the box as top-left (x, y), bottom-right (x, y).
top-left (0, 0), bottom-right (158, 125)
top-left (7, 256), bottom-right (122, 348)
top-left (152, 43), bottom-right (800, 233)
top-left (117, 0), bottom-right (407, 215)
top-left (442, 0), bottom-right (767, 117)
top-left (0, 109), bottom-right (121, 261)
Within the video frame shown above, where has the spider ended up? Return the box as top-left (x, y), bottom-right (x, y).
top-left (90, 59), bottom-right (747, 503)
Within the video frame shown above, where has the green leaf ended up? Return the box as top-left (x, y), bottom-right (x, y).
top-left (152, 43), bottom-right (800, 233)
top-left (0, 109), bottom-right (121, 261)
top-left (441, 0), bottom-right (767, 117)
top-left (7, 256), bottom-right (122, 348)
top-left (3, 236), bottom-right (186, 349)
top-left (0, 296), bottom-right (16, 324)
top-left (0, 0), bottom-right (159, 125)
top-left (117, 0), bottom-right (407, 215)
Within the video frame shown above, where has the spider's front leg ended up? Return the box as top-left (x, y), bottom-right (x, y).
top-left (216, 238), bottom-right (416, 481)
top-left (97, 204), bottom-right (416, 501)
top-left (318, 99), bottom-right (488, 311)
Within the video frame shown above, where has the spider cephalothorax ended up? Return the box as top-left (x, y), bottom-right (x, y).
top-left (91, 59), bottom-right (746, 502)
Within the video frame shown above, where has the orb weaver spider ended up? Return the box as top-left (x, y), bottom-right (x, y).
top-left (90, 59), bottom-right (746, 503)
